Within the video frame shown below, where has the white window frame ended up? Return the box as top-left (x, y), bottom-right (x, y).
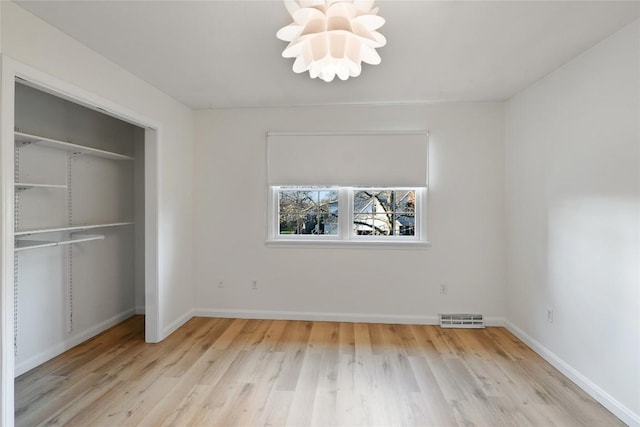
top-left (267, 186), bottom-right (430, 248)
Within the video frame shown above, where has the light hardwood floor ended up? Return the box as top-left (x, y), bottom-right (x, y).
top-left (15, 316), bottom-right (623, 426)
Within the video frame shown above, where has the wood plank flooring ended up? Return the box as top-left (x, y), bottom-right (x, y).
top-left (15, 316), bottom-right (623, 426)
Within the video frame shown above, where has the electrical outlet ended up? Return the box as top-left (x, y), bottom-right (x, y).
top-left (217, 280), bottom-right (224, 288)
top-left (440, 283), bottom-right (448, 295)
top-left (251, 280), bottom-right (258, 290)
top-left (546, 308), bottom-right (553, 323)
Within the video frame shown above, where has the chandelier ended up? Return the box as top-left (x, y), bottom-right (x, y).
top-left (276, 0), bottom-right (386, 82)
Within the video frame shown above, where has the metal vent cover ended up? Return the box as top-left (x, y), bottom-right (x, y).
top-left (439, 313), bottom-right (485, 329)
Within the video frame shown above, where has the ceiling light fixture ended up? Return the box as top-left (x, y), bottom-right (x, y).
top-left (276, 0), bottom-right (386, 82)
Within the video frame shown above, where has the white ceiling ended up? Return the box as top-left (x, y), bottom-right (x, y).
top-left (15, 0), bottom-right (640, 110)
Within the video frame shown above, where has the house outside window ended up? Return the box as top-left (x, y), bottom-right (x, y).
top-left (353, 189), bottom-right (415, 236)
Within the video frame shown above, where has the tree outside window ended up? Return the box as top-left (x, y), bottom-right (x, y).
top-left (279, 189), bottom-right (339, 235)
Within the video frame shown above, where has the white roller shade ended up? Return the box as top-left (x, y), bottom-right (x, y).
top-left (267, 131), bottom-right (428, 186)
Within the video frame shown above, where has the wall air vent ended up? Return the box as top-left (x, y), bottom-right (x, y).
top-left (439, 314), bottom-right (485, 329)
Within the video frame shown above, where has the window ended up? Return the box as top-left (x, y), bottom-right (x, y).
top-left (270, 186), bottom-right (427, 244)
top-left (266, 130), bottom-right (429, 246)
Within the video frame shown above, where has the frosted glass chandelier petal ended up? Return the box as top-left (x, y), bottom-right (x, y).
top-left (276, 0), bottom-right (386, 82)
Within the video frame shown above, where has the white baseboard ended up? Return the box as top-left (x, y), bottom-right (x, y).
top-left (506, 321), bottom-right (639, 427)
top-left (134, 305), bottom-right (145, 315)
top-left (161, 309), bottom-right (194, 340)
top-left (192, 308), bottom-right (506, 327)
top-left (193, 308), bottom-right (438, 324)
top-left (15, 308), bottom-right (136, 377)
top-left (484, 316), bottom-right (506, 327)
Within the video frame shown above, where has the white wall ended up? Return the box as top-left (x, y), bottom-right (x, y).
top-left (194, 103), bottom-right (506, 322)
top-left (505, 20), bottom-right (640, 424)
top-left (1, 1), bottom-right (195, 338)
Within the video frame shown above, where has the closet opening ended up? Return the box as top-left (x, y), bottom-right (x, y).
top-left (11, 80), bottom-right (153, 378)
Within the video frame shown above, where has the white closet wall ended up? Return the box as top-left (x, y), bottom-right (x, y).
top-left (14, 83), bottom-right (144, 376)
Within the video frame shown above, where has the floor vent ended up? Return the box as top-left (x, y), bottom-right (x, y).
top-left (439, 314), bottom-right (485, 329)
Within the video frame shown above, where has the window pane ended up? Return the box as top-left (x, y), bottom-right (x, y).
top-left (279, 191), bottom-right (298, 213)
top-left (373, 213), bottom-right (391, 235)
top-left (395, 190), bottom-right (416, 212)
top-left (319, 214), bottom-right (339, 235)
top-left (280, 191), bottom-right (313, 213)
top-left (279, 213), bottom-right (305, 234)
top-left (374, 191), bottom-right (392, 211)
top-left (280, 192), bottom-right (313, 212)
top-left (300, 191), bottom-right (318, 211)
top-left (354, 191), bottom-right (374, 214)
top-left (319, 191), bottom-right (338, 211)
top-left (397, 214), bottom-right (415, 236)
top-left (354, 214), bottom-right (373, 235)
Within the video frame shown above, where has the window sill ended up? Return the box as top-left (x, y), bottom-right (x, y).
top-left (265, 239), bottom-right (431, 250)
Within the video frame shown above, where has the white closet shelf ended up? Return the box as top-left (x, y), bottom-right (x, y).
top-left (14, 222), bottom-right (134, 237)
top-left (15, 182), bottom-right (68, 191)
top-left (15, 234), bottom-right (105, 252)
top-left (15, 240), bottom-right (57, 251)
top-left (15, 131), bottom-right (134, 161)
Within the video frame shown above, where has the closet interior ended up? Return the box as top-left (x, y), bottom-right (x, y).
top-left (13, 81), bottom-right (145, 376)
